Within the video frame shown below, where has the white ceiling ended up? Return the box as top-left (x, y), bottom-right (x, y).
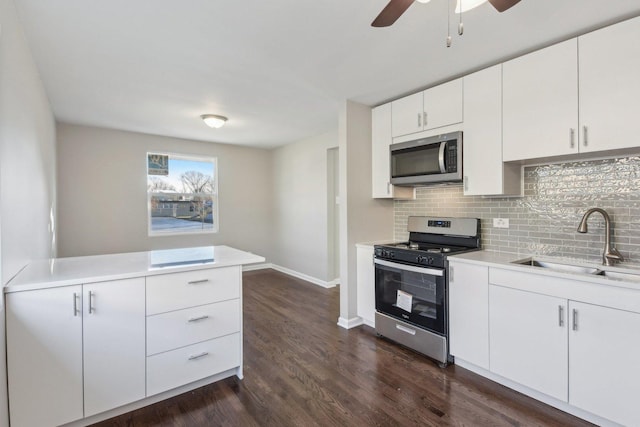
top-left (13, 0), bottom-right (640, 148)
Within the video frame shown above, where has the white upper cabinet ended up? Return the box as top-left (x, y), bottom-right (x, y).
top-left (503, 39), bottom-right (579, 161)
top-left (423, 78), bottom-right (463, 131)
top-left (391, 92), bottom-right (424, 137)
top-left (391, 78), bottom-right (463, 138)
top-left (463, 65), bottom-right (521, 196)
top-left (578, 16), bottom-right (640, 153)
top-left (371, 104), bottom-right (414, 199)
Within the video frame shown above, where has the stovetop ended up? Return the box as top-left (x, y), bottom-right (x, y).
top-left (384, 242), bottom-right (469, 254)
top-left (374, 242), bottom-right (476, 268)
top-left (374, 216), bottom-right (481, 268)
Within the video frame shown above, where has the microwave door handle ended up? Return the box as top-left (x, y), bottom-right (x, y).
top-left (438, 142), bottom-right (447, 173)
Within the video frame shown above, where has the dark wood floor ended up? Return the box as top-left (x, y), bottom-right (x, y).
top-left (94, 269), bottom-right (593, 426)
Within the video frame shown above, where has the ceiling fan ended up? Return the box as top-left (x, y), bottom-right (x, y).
top-left (371, 0), bottom-right (521, 27)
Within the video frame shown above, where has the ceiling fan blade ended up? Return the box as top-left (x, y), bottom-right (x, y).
top-left (371, 0), bottom-right (415, 27)
top-left (488, 0), bottom-right (521, 12)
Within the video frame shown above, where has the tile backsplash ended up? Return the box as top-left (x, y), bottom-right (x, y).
top-left (394, 156), bottom-right (640, 265)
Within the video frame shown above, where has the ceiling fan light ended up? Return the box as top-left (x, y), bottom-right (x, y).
top-left (455, 0), bottom-right (488, 13)
top-left (201, 114), bottom-right (228, 129)
top-left (415, 0), bottom-right (431, 3)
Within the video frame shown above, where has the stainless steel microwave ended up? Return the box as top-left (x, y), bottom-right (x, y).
top-left (390, 131), bottom-right (462, 186)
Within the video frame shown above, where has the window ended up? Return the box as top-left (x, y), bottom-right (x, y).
top-left (147, 153), bottom-right (218, 235)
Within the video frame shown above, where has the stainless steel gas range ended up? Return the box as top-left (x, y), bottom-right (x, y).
top-left (374, 216), bottom-right (480, 367)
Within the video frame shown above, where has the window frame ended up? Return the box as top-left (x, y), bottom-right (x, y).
top-left (146, 152), bottom-right (219, 237)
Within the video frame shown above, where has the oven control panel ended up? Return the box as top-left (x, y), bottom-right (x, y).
top-left (428, 220), bottom-right (451, 228)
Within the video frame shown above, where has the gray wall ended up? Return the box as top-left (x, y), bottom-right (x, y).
top-left (395, 156), bottom-right (640, 265)
top-left (0, 0), bottom-right (58, 425)
top-left (57, 123), bottom-right (272, 258)
top-left (270, 130), bottom-right (338, 282)
top-left (338, 100), bottom-right (394, 327)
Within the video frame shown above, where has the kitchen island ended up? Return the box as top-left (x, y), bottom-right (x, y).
top-left (5, 246), bottom-right (265, 427)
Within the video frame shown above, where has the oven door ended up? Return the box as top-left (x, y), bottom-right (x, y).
top-left (374, 258), bottom-right (446, 334)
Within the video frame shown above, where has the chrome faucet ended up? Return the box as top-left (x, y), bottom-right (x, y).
top-left (577, 208), bottom-right (624, 266)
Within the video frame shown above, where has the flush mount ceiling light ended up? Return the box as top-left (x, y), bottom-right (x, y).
top-left (201, 114), bottom-right (228, 129)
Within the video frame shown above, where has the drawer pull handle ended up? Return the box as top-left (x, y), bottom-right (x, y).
top-left (396, 324), bottom-right (416, 336)
top-left (188, 315), bottom-right (210, 323)
top-left (187, 279), bottom-right (210, 285)
top-left (188, 352), bottom-right (209, 361)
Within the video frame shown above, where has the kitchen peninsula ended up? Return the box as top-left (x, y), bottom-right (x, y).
top-left (5, 246), bottom-right (265, 427)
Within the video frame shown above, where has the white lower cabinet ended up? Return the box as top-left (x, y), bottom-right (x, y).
top-left (6, 267), bottom-right (243, 426)
top-left (489, 285), bottom-right (568, 401)
top-left (147, 333), bottom-right (241, 396)
top-left (569, 301), bottom-right (640, 426)
top-left (6, 278), bottom-right (145, 426)
top-left (145, 266), bottom-right (243, 396)
top-left (7, 286), bottom-right (84, 427)
top-left (83, 278), bottom-right (146, 417)
top-left (448, 261), bottom-right (489, 369)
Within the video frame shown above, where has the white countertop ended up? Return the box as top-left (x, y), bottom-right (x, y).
top-left (6, 246), bottom-right (265, 293)
top-left (450, 250), bottom-right (640, 291)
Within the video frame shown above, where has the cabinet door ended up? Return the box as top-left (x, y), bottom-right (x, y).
top-left (448, 261), bottom-right (489, 369)
top-left (569, 301), bottom-right (640, 426)
top-left (372, 104), bottom-right (414, 199)
top-left (423, 78), bottom-right (463, 131)
top-left (7, 286), bottom-right (84, 427)
top-left (503, 39), bottom-right (579, 161)
top-left (489, 285), bottom-right (568, 401)
top-left (391, 92), bottom-right (423, 137)
top-left (463, 65), bottom-right (521, 196)
top-left (372, 104), bottom-right (393, 198)
top-left (579, 16), bottom-right (640, 153)
top-left (83, 278), bottom-right (146, 417)
top-left (356, 246), bottom-right (375, 327)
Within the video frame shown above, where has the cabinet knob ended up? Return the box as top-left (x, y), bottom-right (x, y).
top-left (572, 309), bottom-right (579, 331)
top-left (417, 113), bottom-right (422, 128)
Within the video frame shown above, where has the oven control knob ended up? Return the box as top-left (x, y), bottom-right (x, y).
top-left (416, 255), bottom-right (424, 263)
top-left (427, 257), bottom-right (434, 265)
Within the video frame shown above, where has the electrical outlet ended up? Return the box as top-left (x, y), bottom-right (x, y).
top-left (493, 218), bottom-right (510, 229)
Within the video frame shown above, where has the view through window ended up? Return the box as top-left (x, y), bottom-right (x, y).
top-left (147, 153), bottom-right (218, 235)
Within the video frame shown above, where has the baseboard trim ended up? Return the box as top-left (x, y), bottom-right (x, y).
top-left (337, 316), bottom-right (363, 329)
top-left (454, 359), bottom-right (617, 427)
top-left (269, 264), bottom-right (337, 289)
top-left (242, 263), bottom-right (272, 272)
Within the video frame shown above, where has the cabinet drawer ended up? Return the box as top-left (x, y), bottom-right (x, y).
top-left (147, 299), bottom-right (240, 356)
top-left (146, 333), bottom-right (240, 396)
top-left (146, 266), bottom-right (240, 315)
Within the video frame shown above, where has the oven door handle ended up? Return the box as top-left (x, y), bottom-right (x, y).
top-left (374, 259), bottom-right (444, 276)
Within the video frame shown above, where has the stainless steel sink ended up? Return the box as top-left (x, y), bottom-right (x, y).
top-left (513, 258), bottom-right (600, 274)
top-left (596, 270), bottom-right (640, 283)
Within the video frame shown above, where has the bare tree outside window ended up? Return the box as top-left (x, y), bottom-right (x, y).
top-left (147, 153), bottom-right (218, 235)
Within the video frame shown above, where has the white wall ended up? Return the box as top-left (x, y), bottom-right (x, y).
top-left (338, 100), bottom-right (394, 328)
top-left (56, 123), bottom-right (272, 259)
top-left (0, 0), bottom-right (57, 425)
top-left (270, 130), bottom-right (338, 282)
